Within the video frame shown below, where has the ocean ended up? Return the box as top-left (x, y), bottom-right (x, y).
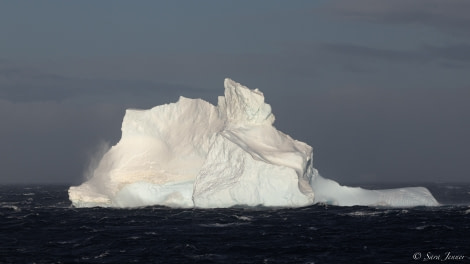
top-left (1, 183), bottom-right (469, 264)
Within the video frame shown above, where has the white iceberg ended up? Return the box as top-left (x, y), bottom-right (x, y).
top-left (69, 79), bottom-right (438, 208)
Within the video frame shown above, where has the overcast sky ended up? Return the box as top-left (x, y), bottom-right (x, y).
top-left (1, 0), bottom-right (469, 184)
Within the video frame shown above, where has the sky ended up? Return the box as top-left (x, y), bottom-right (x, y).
top-left (1, 0), bottom-right (469, 184)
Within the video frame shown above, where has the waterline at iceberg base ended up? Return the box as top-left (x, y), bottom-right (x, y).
top-left (69, 79), bottom-right (438, 208)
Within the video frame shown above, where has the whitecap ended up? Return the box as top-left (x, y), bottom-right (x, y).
top-left (199, 222), bottom-right (249, 228)
top-left (344, 211), bottom-right (382, 217)
top-left (234, 215), bottom-right (252, 221)
top-left (415, 225), bottom-right (454, 230)
top-left (94, 250), bottom-right (110, 259)
top-left (2, 204), bottom-right (21, 212)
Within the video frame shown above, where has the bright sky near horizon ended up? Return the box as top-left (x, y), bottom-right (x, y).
top-left (1, 1), bottom-right (469, 184)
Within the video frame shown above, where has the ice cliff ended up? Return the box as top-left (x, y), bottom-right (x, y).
top-left (69, 79), bottom-right (438, 208)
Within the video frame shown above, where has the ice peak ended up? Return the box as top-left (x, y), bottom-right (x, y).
top-left (219, 78), bottom-right (275, 126)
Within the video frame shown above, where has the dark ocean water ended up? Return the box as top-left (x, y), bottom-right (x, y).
top-left (1, 183), bottom-right (470, 264)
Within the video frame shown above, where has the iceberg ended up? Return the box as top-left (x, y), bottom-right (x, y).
top-left (69, 79), bottom-right (438, 208)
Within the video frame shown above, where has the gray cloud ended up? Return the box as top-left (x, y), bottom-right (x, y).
top-left (318, 42), bottom-right (470, 72)
top-left (0, 58), bottom-right (11, 65)
top-left (423, 43), bottom-right (470, 62)
top-left (23, 53), bottom-right (321, 100)
top-left (326, 0), bottom-right (470, 34)
top-left (320, 43), bottom-right (428, 63)
top-left (0, 65), bottom-right (212, 105)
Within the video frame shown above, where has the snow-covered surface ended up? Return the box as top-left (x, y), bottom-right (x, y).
top-left (69, 79), bottom-right (439, 208)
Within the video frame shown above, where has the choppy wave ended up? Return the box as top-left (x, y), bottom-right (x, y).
top-left (1, 183), bottom-right (469, 263)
